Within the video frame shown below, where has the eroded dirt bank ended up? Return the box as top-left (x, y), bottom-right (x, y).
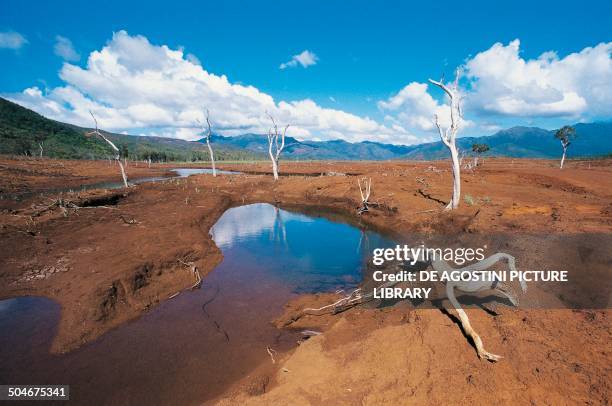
top-left (218, 306), bottom-right (609, 405)
top-left (0, 157), bottom-right (610, 404)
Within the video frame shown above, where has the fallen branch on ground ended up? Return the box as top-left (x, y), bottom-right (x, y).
top-left (417, 188), bottom-right (447, 206)
top-left (178, 257), bottom-right (202, 290)
top-left (119, 215), bottom-right (138, 224)
top-left (266, 346), bottom-right (278, 364)
top-left (296, 253), bottom-right (527, 362)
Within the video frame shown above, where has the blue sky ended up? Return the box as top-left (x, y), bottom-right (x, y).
top-left (1, 0), bottom-right (611, 144)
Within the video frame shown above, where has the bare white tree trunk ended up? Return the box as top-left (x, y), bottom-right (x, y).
top-left (117, 160), bottom-right (128, 187)
top-left (270, 155), bottom-right (279, 180)
top-left (449, 145), bottom-right (461, 208)
top-left (267, 113), bottom-right (289, 181)
top-left (197, 110), bottom-right (217, 177)
top-left (429, 71), bottom-right (463, 210)
top-left (88, 111), bottom-right (129, 188)
top-left (560, 142), bottom-right (568, 169)
top-left (206, 138), bottom-right (216, 176)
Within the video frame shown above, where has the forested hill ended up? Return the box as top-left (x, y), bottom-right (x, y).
top-left (0, 97), bottom-right (263, 161)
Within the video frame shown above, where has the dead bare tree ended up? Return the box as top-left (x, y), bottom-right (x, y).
top-left (196, 109), bottom-right (217, 177)
top-left (357, 177), bottom-right (372, 214)
top-left (429, 70), bottom-right (463, 210)
top-left (555, 125), bottom-right (576, 169)
top-left (87, 111), bottom-right (128, 188)
top-left (38, 142), bottom-right (44, 158)
top-left (267, 113), bottom-right (289, 181)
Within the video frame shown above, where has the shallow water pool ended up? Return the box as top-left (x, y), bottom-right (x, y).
top-left (0, 203), bottom-right (393, 404)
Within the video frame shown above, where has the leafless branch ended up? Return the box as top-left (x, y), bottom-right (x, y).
top-left (88, 111), bottom-right (128, 187)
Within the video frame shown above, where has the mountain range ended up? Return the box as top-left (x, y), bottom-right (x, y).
top-left (205, 123), bottom-right (612, 160)
top-left (1, 97), bottom-right (610, 161)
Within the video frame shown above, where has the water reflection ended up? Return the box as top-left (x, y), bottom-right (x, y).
top-left (0, 203), bottom-right (394, 404)
top-left (172, 168), bottom-right (240, 177)
top-left (4, 167), bottom-right (242, 200)
top-left (211, 203), bottom-right (394, 292)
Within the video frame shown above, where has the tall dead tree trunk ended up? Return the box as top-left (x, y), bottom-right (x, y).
top-left (38, 142), bottom-right (44, 158)
top-left (197, 109), bottom-right (216, 176)
top-left (267, 113), bottom-right (289, 181)
top-left (555, 125), bottom-right (576, 170)
top-left (560, 141), bottom-right (569, 169)
top-left (87, 111), bottom-right (129, 188)
top-left (429, 71), bottom-right (463, 210)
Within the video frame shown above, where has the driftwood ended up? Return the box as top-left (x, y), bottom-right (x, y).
top-left (417, 188), bottom-right (447, 206)
top-left (266, 346), bottom-right (278, 364)
top-left (297, 253), bottom-right (527, 362)
top-left (431, 253), bottom-right (526, 361)
top-left (178, 257), bottom-right (202, 290)
top-left (28, 196), bottom-right (118, 218)
top-left (119, 215), bottom-right (138, 224)
top-left (357, 177), bottom-right (372, 214)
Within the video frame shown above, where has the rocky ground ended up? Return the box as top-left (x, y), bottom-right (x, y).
top-left (0, 157), bottom-right (610, 404)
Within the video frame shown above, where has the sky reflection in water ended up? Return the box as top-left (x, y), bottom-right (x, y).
top-left (211, 203), bottom-right (395, 293)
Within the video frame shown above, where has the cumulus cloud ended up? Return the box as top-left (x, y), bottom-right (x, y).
top-left (378, 82), bottom-right (472, 135)
top-left (0, 31), bottom-right (28, 50)
top-left (463, 39), bottom-right (612, 118)
top-left (379, 40), bottom-right (611, 137)
top-left (6, 31), bottom-right (417, 144)
top-left (185, 53), bottom-right (201, 65)
top-left (279, 50), bottom-right (318, 69)
top-left (53, 35), bottom-right (80, 61)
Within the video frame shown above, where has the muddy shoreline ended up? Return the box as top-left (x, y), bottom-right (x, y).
top-left (1, 157), bottom-right (611, 404)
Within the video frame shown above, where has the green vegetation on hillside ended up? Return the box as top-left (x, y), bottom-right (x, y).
top-left (0, 97), bottom-right (263, 162)
top-left (0, 98), bottom-right (111, 159)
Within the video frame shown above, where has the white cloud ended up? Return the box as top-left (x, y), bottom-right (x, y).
top-left (379, 40), bottom-right (611, 137)
top-left (463, 39), bottom-right (612, 118)
top-left (186, 53), bottom-right (201, 65)
top-left (0, 31), bottom-right (28, 50)
top-left (378, 82), bottom-right (472, 134)
top-left (6, 31), bottom-right (417, 144)
top-left (11, 32), bottom-right (605, 144)
top-left (280, 50), bottom-right (318, 69)
top-left (53, 35), bottom-right (80, 61)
